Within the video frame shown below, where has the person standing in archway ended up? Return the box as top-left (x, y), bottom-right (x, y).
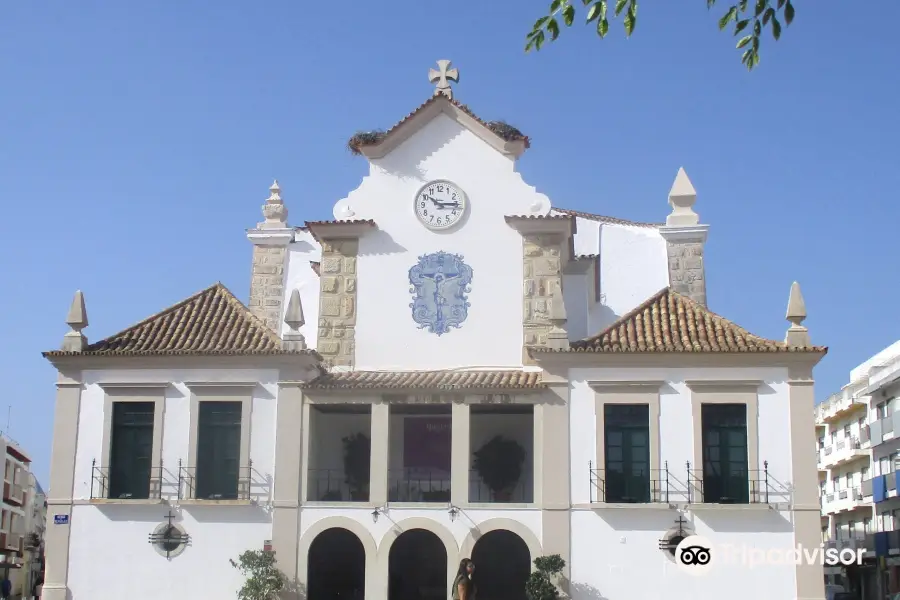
top-left (452, 559), bottom-right (475, 600)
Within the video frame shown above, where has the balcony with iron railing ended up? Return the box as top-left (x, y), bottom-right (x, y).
top-left (588, 460), bottom-right (791, 508)
top-left (90, 460), bottom-right (164, 502)
top-left (820, 486), bottom-right (868, 514)
top-left (177, 461), bottom-right (254, 502)
top-left (818, 437), bottom-right (869, 469)
top-left (868, 412), bottom-right (900, 447)
top-left (815, 390), bottom-right (868, 424)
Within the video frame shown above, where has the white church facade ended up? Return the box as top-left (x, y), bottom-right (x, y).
top-left (42, 62), bottom-right (827, 600)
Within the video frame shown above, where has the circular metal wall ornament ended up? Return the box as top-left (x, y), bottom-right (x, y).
top-left (658, 514), bottom-right (692, 559)
top-left (149, 510), bottom-right (190, 559)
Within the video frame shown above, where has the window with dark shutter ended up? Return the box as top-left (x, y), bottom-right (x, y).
top-left (196, 401), bottom-right (242, 500)
top-left (604, 404), bottom-right (650, 503)
top-left (108, 402), bottom-right (155, 499)
top-left (701, 403), bottom-right (749, 503)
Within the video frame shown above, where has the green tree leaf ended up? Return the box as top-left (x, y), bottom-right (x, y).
top-left (615, 0), bottom-right (628, 16)
top-left (624, 3), bottom-right (636, 35)
top-left (586, 1), bottom-right (605, 23)
top-left (762, 7), bottom-right (774, 24)
top-left (784, 0), bottom-right (795, 24)
top-left (598, 17), bottom-right (609, 36)
top-left (754, 0), bottom-right (766, 17)
top-left (718, 6), bottom-right (737, 30)
top-left (550, 0), bottom-right (564, 14)
top-left (736, 34), bottom-right (752, 48)
top-left (547, 18), bottom-right (561, 40)
top-left (771, 15), bottom-right (781, 39)
top-left (563, 4), bottom-right (576, 25)
top-left (532, 16), bottom-right (550, 30)
top-left (734, 19), bottom-right (749, 34)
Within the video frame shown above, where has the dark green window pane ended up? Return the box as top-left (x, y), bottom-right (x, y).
top-left (701, 404), bottom-right (748, 503)
top-left (196, 401), bottom-right (242, 500)
top-left (109, 402), bottom-right (155, 499)
top-left (603, 404), bottom-right (650, 503)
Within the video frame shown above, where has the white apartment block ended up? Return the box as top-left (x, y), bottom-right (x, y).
top-left (817, 340), bottom-right (900, 600)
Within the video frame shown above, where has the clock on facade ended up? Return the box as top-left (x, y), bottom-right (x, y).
top-left (414, 180), bottom-right (468, 231)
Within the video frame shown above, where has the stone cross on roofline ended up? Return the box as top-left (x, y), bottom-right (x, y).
top-left (429, 60), bottom-right (459, 100)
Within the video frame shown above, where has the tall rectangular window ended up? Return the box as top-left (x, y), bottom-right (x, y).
top-left (108, 402), bottom-right (155, 499)
top-left (604, 404), bottom-right (650, 503)
top-left (701, 404), bottom-right (748, 503)
top-left (196, 401), bottom-right (242, 500)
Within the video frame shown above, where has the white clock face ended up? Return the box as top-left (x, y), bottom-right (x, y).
top-left (414, 180), bottom-right (468, 231)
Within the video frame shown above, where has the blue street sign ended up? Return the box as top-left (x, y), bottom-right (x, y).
top-left (54, 514), bottom-right (69, 525)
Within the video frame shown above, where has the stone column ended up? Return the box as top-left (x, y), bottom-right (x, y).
top-left (541, 379), bottom-right (571, 590)
top-left (271, 383), bottom-right (304, 599)
top-left (317, 239), bottom-right (359, 368)
top-left (451, 400), bottom-right (470, 505)
top-left (659, 168), bottom-right (709, 307)
top-left (42, 371), bottom-right (83, 600)
top-left (370, 401), bottom-right (390, 505)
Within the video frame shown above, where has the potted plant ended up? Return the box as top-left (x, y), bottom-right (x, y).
top-left (525, 555), bottom-right (566, 600)
top-left (230, 549), bottom-right (288, 600)
top-left (342, 432), bottom-right (371, 501)
top-left (473, 435), bottom-right (526, 501)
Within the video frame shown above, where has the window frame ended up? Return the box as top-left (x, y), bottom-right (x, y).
top-left (687, 381), bottom-right (760, 503)
top-left (589, 382), bottom-right (662, 503)
top-left (99, 384), bottom-right (167, 501)
top-left (185, 383), bottom-right (254, 501)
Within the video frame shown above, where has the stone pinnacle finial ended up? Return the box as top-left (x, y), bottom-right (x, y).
top-left (428, 60), bottom-right (459, 100)
top-left (785, 281), bottom-right (811, 347)
top-left (260, 179), bottom-right (288, 229)
top-left (282, 289), bottom-right (307, 350)
top-left (665, 167), bottom-right (699, 227)
top-left (62, 290), bottom-right (89, 352)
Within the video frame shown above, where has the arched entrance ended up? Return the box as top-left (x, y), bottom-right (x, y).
top-left (471, 530), bottom-right (531, 600)
top-left (388, 529), bottom-right (448, 600)
top-left (307, 527), bottom-right (366, 600)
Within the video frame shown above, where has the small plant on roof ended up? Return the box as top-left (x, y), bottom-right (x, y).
top-left (347, 130), bottom-right (387, 155)
top-left (230, 548), bottom-right (288, 600)
top-left (486, 121), bottom-right (526, 141)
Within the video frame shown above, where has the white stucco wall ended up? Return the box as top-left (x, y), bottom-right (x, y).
top-left (282, 228), bottom-right (322, 347)
top-left (568, 365), bottom-right (798, 600)
top-left (68, 368), bottom-right (281, 600)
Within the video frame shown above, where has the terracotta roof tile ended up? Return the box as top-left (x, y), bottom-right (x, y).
top-left (551, 208), bottom-right (662, 229)
top-left (43, 283), bottom-right (319, 358)
top-left (302, 370), bottom-right (544, 391)
top-left (534, 287), bottom-right (827, 354)
top-left (347, 95), bottom-right (529, 155)
top-left (504, 214), bottom-right (574, 221)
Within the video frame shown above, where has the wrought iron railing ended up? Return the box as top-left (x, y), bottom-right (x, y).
top-left (686, 460), bottom-right (790, 505)
top-left (588, 461), bottom-right (688, 504)
top-left (90, 459), bottom-right (163, 500)
top-left (388, 468), bottom-right (450, 502)
top-left (177, 459), bottom-right (253, 501)
top-left (468, 470), bottom-right (533, 503)
top-left (306, 469), bottom-right (370, 502)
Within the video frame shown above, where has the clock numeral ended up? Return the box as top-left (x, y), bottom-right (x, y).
top-left (429, 215), bottom-right (434, 222)
top-left (437, 185), bottom-right (444, 192)
top-left (428, 187), bottom-right (434, 195)
top-left (451, 210), bottom-right (458, 216)
top-left (452, 193), bottom-right (457, 200)
top-left (420, 201), bottom-right (425, 208)
top-left (423, 209), bottom-right (428, 216)
top-left (436, 217), bottom-right (442, 225)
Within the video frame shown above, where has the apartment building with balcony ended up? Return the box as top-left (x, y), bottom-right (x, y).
top-left (0, 435), bottom-right (35, 596)
top-left (817, 340), bottom-right (900, 600)
top-left (42, 64), bottom-right (827, 600)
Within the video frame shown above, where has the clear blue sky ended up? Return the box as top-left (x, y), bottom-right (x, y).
top-left (1, 1), bottom-right (897, 485)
